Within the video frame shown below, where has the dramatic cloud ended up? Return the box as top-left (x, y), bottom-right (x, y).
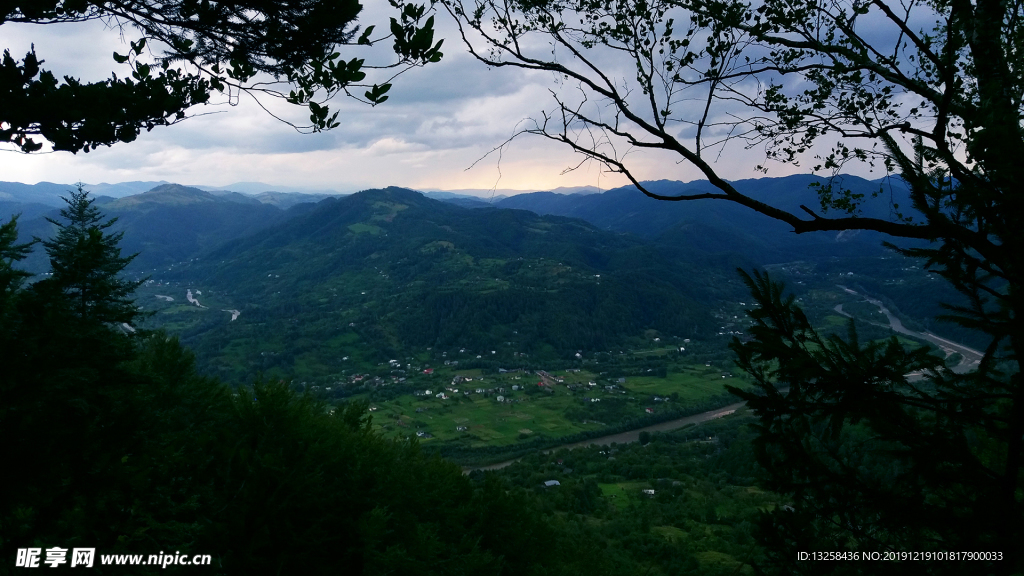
top-left (0, 6), bottom-right (830, 193)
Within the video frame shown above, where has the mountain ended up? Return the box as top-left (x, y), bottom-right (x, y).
top-left (247, 191), bottom-right (344, 208)
top-left (196, 181), bottom-right (351, 196)
top-left (0, 200), bottom-right (54, 223)
top-left (421, 185), bottom-right (601, 201)
top-left (103, 185), bottom-right (306, 272)
top-left (0, 181), bottom-right (178, 207)
top-left (0, 180), bottom-right (348, 212)
top-left (150, 187), bottom-right (749, 383)
top-left (13, 184), bottom-right (311, 274)
top-left (496, 174), bottom-right (918, 263)
top-left (0, 181), bottom-right (82, 207)
top-left (85, 181), bottom-right (173, 198)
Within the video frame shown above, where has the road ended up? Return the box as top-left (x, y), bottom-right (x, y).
top-left (835, 285), bottom-right (983, 373)
top-left (467, 290), bottom-right (983, 473)
top-left (467, 400), bottom-right (748, 472)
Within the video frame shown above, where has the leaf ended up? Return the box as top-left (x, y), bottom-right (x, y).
top-left (358, 26), bottom-right (376, 45)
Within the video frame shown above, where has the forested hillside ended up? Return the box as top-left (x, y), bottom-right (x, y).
top-left (149, 187), bottom-right (749, 382)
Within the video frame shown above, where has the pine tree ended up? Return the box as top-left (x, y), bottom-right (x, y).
top-left (37, 184), bottom-right (142, 325)
top-left (0, 214), bottom-right (33, 322)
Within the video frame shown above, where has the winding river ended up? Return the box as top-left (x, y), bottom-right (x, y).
top-left (835, 285), bottom-right (983, 373)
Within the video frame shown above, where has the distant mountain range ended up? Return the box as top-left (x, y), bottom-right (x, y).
top-left (494, 174), bottom-right (920, 262)
top-left (3, 174), bottom-right (919, 275)
top-left (0, 180), bottom-right (352, 206)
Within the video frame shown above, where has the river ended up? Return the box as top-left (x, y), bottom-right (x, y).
top-left (835, 285), bottom-right (983, 373)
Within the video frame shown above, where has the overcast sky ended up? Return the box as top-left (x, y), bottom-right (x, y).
top-left (0, 5), bottom-right (845, 195)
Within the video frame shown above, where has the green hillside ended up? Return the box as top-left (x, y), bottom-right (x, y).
top-left (142, 187), bottom-right (749, 383)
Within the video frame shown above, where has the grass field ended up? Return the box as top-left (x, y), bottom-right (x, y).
top-left (598, 482), bottom-right (652, 509)
top-left (364, 363), bottom-right (747, 448)
top-left (370, 390), bottom-right (607, 446)
top-left (622, 367), bottom-right (742, 399)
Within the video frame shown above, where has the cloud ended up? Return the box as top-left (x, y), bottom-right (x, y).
top-left (0, 7), bottom-right (883, 193)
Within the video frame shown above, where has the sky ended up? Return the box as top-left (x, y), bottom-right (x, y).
top-left (0, 4), bottom-right (860, 195)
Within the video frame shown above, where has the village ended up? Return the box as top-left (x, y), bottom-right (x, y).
top-left (316, 347), bottom-right (746, 448)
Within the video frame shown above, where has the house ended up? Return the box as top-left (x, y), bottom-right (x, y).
top-left (543, 480), bottom-right (560, 487)
top-left (456, 426), bottom-right (468, 432)
top-left (645, 407), bottom-right (654, 414)
top-left (496, 395), bottom-right (505, 402)
top-left (643, 489), bottom-right (655, 496)
top-left (423, 368), bottom-right (434, 374)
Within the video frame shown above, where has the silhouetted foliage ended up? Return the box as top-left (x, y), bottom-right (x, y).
top-left (1, 0), bottom-right (442, 152)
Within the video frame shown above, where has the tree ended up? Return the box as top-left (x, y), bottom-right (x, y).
top-left (0, 214), bottom-right (33, 318)
top-left (35, 185), bottom-right (142, 324)
top-left (1, 0), bottom-right (444, 153)
top-left (1, 191), bottom-right (149, 558)
top-left (442, 0), bottom-right (1023, 571)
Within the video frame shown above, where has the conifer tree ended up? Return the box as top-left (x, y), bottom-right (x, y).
top-left (0, 215), bottom-right (33, 323)
top-left (37, 185), bottom-right (142, 325)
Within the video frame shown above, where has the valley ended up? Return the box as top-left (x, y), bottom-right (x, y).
top-left (4, 178), bottom-right (977, 466)
top-left (2, 175), bottom-right (1000, 575)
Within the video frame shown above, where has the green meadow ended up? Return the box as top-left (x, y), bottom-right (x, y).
top-left (363, 363), bottom-right (749, 448)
